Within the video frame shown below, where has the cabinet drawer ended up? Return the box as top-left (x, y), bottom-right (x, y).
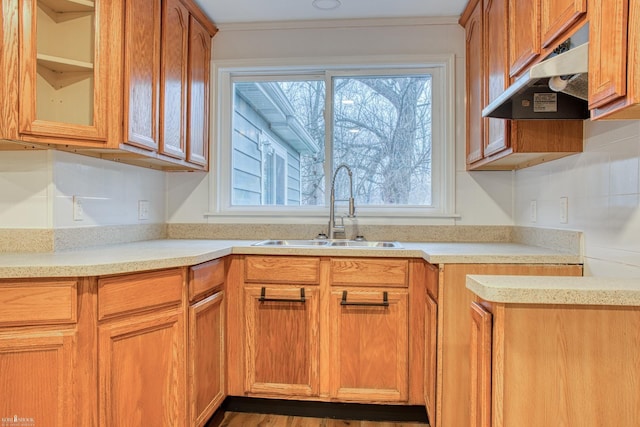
top-left (189, 259), bottom-right (225, 302)
top-left (245, 256), bottom-right (320, 285)
top-left (0, 280), bottom-right (77, 326)
top-left (98, 269), bottom-right (183, 321)
top-left (330, 258), bottom-right (408, 287)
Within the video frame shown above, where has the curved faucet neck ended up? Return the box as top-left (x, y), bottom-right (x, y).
top-left (328, 164), bottom-right (356, 239)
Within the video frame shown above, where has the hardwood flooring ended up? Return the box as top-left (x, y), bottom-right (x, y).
top-left (215, 412), bottom-right (429, 427)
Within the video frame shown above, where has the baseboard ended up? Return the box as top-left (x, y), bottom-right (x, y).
top-left (207, 396), bottom-right (429, 424)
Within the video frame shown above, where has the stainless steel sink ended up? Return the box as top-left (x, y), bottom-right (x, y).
top-left (328, 240), bottom-right (402, 248)
top-left (252, 239), bottom-right (402, 248)
top-left (252, 239), bottom-right (329, 247)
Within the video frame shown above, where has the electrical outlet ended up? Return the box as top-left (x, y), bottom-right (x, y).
top-left (559, 197), bottom-right (568, 223)
top-left (138, 200), bottom-right (150, 220)
top-left (73, 196), bottom-right (84, 221)
top-left (529, 200), bottom-right (537, 222)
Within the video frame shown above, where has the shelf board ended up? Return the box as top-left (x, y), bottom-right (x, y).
top-left (39, 0), bottom-right (94, 14)
top-left (37, 53), bottom-right (93, 73)
top-left (37, 54), bottom-right (93, 88)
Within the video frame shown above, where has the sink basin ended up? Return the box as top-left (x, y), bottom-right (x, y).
top-left (252, 239), bottom-right (329, 247)
top-left (252, 239), bottom-right (402, 248)
top-left (328, 240), bottom-right (402, 248)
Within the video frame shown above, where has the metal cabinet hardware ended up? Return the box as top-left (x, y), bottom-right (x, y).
top-left (258, 287), bottom-right (306, 303)
top-left (340, 290), bottom-right (389, 307)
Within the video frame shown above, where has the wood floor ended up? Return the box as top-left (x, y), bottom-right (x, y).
top-left (215, 412), bottom-right (429, 427)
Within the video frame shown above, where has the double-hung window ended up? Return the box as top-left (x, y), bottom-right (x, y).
top-left (214, 56), bottom-right (454, 217)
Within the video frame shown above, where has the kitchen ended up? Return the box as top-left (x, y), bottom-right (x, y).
top-left (1, 0), bottom-right (639, 426)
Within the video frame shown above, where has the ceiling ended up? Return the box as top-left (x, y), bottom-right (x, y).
top-left (192, 0), bottom-right (468, 25)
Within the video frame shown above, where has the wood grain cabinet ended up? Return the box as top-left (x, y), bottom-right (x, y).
top-left (188, 260), bottom-right (226, 427)
top-left (589, 0), bottom-right (640, 119)
top-left (1, 0), bottom-right (116, 146)
top-left (329, 288), bottom-right (409, 403)
top-left (0, 279), bottom-right (78, 427)
top-left (0, 0), bottom-right (216, 171)
top-left (97, 269), bottom-right (187, 427)
top-left (460, 0), bottom-right (584, 171)
top-left (434, 263), bottom-right (583, 427)
top-left (227, 255), bottom-right (428, 406)
top-left (469, 299), bottom-right (640, 426)
top-left (423, 263), bottom-right (439, 427)
top-left (242, 256), bottom-right (321, 397)
top-left (122, 0), bottom-right (216, 170)
top-left (328, 258), bottom-right (410, 403)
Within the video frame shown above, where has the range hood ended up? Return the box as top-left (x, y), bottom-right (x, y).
top-left (482, 42), bottom-right (589, 120)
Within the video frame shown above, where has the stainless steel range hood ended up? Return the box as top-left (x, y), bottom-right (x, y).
top-left (482, 42), bottom-right (589, 120)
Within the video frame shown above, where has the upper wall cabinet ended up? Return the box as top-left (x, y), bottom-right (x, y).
top-left (0, 0), bottom-right (115, 146)
top-left (509, 0), bottom-right (587, 78)
top-left (460, 0), bottom-right (583, 171)
top-left (0, 0), bottom-right (217, 171)
top-left (589, 0), bottom-right (640, 119)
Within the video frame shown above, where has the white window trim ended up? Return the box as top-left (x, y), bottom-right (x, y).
top-left (207, 54), bottom-right (457, 222)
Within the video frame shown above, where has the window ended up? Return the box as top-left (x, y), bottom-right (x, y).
top-left (215, 56), bottom-right (454, 217)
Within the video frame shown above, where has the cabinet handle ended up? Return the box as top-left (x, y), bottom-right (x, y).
top-left (340, 291), bottom-right (389, 307)
top-left (259, 287), bottom-right (306, 303)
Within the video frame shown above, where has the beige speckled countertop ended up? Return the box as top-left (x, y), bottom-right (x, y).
top-left (467, 275), bottom-right (640, 306)
top-left (0, 239), bottom-right (582, 279)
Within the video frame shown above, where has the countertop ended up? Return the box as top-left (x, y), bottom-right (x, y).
top-left (467, 275), bottom-right (640, 306)
top-left (0, 239), bottom-right (582, 278)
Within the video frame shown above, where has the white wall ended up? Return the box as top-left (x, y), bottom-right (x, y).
top-left (0, 150), bottom-right (166, 228)
top-left (167, 17), bottom-right (514, 225)
top-left (514, 120), bottom-right (640, 277)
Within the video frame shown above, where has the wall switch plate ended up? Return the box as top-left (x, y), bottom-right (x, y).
top-left (559, 197), bottom-right (568, 223)
top-left (529, 200), bottom-right (537, 222)
top-left (73, 196), bottom-right (84, 221)
top-left (138, 200), bottom-right (150, 220)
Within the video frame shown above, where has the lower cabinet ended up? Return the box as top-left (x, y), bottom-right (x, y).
top-left (243, 285), bottom-right (320, 397)
top-left (469, 300), bottom-right (640, 426)
top-left (469, 302), bottom-right (492, 427)
top-left (188, 259), bottom-right (226, 426)
top-left (0, 330), bottom-right (75, 427)
top-left (329, 288), bottom-right (409, 402)
top-left (189, 291), bottom-right (225, 427)
top-left (98, 309), bottom-right (186, 426)
top-left (436, 263), bottom-right (583, 427)
top-left (0, 279), bottom-right (78, 427)
top-left (229, 255), bottom-right (424, 405)
top-left (98, 269), bottom-right (186, 427)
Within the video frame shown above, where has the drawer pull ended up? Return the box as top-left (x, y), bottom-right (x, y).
top-left (340, 291), bottom-right (389, 307)
top-left (259, 287), bottom-right (306, 303)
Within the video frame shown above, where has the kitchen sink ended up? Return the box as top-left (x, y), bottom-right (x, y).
top-left (252, 239), bottom-right (402, 248)
top-left (328, 240), bottom-right (402, 248)
top-left (252, 239), bottom-right (330, 247)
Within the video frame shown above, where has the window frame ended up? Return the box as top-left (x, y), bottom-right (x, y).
top-left (209, 54), bottom-right (456, 220)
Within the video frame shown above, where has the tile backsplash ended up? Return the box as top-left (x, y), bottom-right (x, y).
top-left (515, 120), bottom-right (640, 277)
top-left (0, 150), bottom-right (167, 229)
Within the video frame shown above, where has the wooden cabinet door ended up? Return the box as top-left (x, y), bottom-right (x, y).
top-left (463, 1), bottom-right (484, 166)
top-left (244, 286), bottom-right (319, 396)
top-left (17, 0), bottom-right (109, 143)
top-left (123, 0), bottom-right (161, 150)
top-left (424, 294), bottom-right (438, 425)
top-left (588, 0), bottom-right (629, 110)
top-left (509, 0), bottom-right (541, 77)
top-left (483, 0), bottom-right (510, 158)
top-left (99, 308), bottom-right (186, 427)
top-left (189, 291), bottom-right (225, 427)
top-left (0, 330), bottom-right (74, 427)
top-left (470, 302), bottom-right (492, 427)
top-left (329, 288), bottom-right (409, 402)
top-left (186, 16), bottom-right (211, 167)
top-left (159, 0), bottom-right (189, 159)
top-left (540, 0), bottom-right (587, 48)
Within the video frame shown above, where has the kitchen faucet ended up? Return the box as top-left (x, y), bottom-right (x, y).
top-left (328, 163), bottom-right (356, 239)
